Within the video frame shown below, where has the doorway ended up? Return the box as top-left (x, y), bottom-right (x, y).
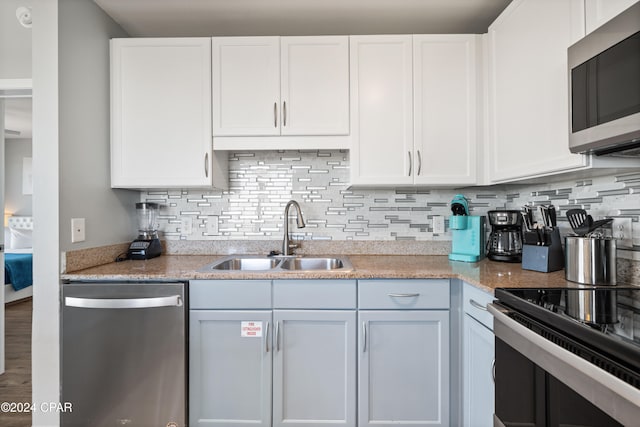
top-left (0, 83), bottom-right (33, 427)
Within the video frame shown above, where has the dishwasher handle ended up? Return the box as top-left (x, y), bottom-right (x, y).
top-left (65, 295), bottom-right (183, 309)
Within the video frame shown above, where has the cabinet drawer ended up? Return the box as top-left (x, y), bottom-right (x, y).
top-left (463, 282), bottom-right (494, 330)
top-left (273, 280), bottom-right (356, 309)
top-left (358, 279), bottom-right (450, 309)
top-left (189, 280), bottom-right (271, 309)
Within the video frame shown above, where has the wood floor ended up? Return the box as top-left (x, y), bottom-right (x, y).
top-left (0, 299), bottom-right (32, 427)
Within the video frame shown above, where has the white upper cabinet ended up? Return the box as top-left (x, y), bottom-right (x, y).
top-left (413, 35), bottom-right (480, 186)
top-left (212, 36), bottom-right (350, 148)
top-left (350, 35), bottom-right (480, 187)
top-left (110, 38), bottom-right (227, 189)
top-left (585, 0), bottom-right (640, 33)
top-left (487, 0), bottom-right (587, 183)
top-left (349, 35), bottom-right (414, 186)
top-left (212, 37), bottom-right (280, 136)
top-left (280, 37), bottom-right (350, 136)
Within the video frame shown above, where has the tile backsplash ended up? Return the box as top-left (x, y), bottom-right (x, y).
top-left (142, 150), bottom-right (507, 241)
top-left (141, 150), bottom-right (640, 249)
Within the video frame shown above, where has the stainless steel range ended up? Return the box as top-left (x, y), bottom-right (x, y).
top-left (490, 287), bottom-right (640, 427)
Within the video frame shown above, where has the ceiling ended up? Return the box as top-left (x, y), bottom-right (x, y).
top-left (3, 98), bottom-right (32, 140)
top-left (93, 0), bottom-right (512, 37)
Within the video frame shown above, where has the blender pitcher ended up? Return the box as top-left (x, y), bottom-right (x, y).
top-left (136, 202), bottom-right (159, 239)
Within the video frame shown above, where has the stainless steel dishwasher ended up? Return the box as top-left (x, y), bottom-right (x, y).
top-left (61, 281), bottom-right (187, 427)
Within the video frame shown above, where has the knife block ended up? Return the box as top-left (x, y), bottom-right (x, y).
top-left (522, 228), bottom-right (564, 273)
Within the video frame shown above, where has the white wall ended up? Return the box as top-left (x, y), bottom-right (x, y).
top-left (31, 0), bottom-right (60, 424)
top-left (0, 0), bottom-right (32, 78)
top-left (4, 139), bottom-right (32, 216)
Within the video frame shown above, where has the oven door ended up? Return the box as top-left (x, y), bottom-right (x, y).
top-left (488, 303), bottom-right (637, 427)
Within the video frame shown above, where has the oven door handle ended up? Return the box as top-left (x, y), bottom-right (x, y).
top-left (65, 295), bottom-right (183, 309)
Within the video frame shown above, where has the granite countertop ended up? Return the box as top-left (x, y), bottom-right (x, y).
top-left (61, 254), bottom-right (591, 294)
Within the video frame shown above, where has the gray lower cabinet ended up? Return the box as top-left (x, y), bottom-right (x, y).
top-left (190, 310), bottom-right (273, 426)
top-left (358, 279), bottom-right (450, 427)
top-left (190, 279), bottom-right (356, 427)
top-left (462, 282), bottom-right (495, 427)
top-left (189, 280), bottom-right (274, 426)
top-left (272, 310), bottom-right (356, 427)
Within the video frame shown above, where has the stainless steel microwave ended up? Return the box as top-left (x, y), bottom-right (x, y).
top-left (568, 1), bottom-right (640, 156)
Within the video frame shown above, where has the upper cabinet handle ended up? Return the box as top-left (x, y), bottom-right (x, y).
top-left (408, 151), bottom-right (412, 176)
top-left (283, 101), bottom-right (287, 127)
top-left (204, 153), bottom-right (209, 178)
top-left (417, 150), bottom-right (422, 176)
top-left (274, 102), bottom-right (278, 128)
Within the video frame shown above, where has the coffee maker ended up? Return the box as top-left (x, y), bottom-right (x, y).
top-left (127, 202), bottom-right (162, 260)
top-left (487, 210), bottom-right (523, 262)
top-left (448, 194), bottom-right (486, 262)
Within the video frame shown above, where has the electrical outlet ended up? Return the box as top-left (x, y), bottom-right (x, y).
top-left (433, 216), bottom-right (445, 234)
top-left (611, 218), bottom-right (632, 248)
top-left (206, 215), bottom-right (219, 235)
top-left (71, 218), bottom-right (85, 243)
top-left (180, 217), bottom-right (193, 236)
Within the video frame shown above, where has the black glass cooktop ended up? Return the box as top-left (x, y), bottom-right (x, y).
top-left (495, 287), bottom-right (640, 389)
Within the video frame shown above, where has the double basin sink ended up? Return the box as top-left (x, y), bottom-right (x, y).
top-left (199, 255), bottom-right (353, 272)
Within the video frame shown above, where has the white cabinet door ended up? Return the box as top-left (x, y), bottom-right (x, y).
top-left (189, 310), bottom-right (272, 427)
top-left (487, 0), bottom-right (587, 183)
top-left (213, 36), bottom-right (349, 140)
top-left (272, 310), bottom-right (356, 427)
top-left (350, 36), bottom-right (413, 186)
top-left (281, 36), bottom-right (350, 136)
top-left (212, 37), bottom-right (280, 136)
top-left (111, 38), bottom-right (218, 188)
top-left (463, 315), bottom-right (495, 427)
top-left (358, 310), bottom-right (450, 427)
top-left (413, 35), bottom-right (480, 186)
top-left (585, 0), bottom-right (639, 33)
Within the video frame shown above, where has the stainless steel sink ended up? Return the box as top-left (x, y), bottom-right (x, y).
top-left (279, 257), bottom-right (351, 271)
top-left (199, 255), bottom-right (353, 272)
top-left (204, 256), bottom-right (281, 271)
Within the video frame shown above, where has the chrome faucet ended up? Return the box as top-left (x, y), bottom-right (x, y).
top-left (282, 200), bottom-right (306, 256)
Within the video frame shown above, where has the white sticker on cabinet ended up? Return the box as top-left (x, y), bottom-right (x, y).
top-left (241, 321), bottom-right (263, 337)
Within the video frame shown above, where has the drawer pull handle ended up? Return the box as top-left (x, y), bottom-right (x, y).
top-left (470, 299), bottom-right (488, 311)
top-left (388, 293), bottom-right (420, 298)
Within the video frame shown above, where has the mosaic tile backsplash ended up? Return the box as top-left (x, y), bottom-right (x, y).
top-left (141, 150), bottom-right (640, 249)
top-left (142, 150), bottom-right (507, 242)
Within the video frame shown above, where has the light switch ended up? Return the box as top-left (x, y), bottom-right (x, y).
top-left (71, 218), bottom-right (86, 243)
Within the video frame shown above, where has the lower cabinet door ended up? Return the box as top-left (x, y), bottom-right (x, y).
top-left (272, 310), bottom-right (356, 427)
top-left (463, 314), bottom-right (495, 427)
top-left (358, 310), bottom-right (450, 427)
top-left (189, 310), bottom-right (272, 426)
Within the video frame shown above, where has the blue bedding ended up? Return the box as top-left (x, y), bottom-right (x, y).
top-left (4, 253), bottom-right (33, 291)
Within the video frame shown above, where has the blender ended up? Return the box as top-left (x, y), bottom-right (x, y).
top-left (127, 202), bottom-right (162, 260)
